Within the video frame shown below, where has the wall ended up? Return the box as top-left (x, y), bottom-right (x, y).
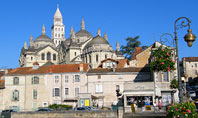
top-left (11, 111), bottom-right (116, 118)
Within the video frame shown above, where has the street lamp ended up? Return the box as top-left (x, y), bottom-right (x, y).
top-left (174, 17), bottom-right (196, 103)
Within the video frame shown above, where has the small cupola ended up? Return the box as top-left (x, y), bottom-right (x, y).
top-left (33, 62), bottom-right (39, 70)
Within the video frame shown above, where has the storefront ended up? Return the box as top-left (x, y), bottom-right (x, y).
top-left (124, 90), bottom-right (154, 113)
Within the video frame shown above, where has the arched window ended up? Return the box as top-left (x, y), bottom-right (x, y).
top-left (53, 54), bottom-right (56, 61)
top-left (96, 54), bottom-right (98, 62)
top-left (74, 52), bottom-right (77, 56)
top-left (41, 53), bottom-right (45, 60)
top-left (12, 90), bottom-right (19, 101)
top-left (47, 52), bottom-right (51, 60)
top-left (58, 34), bottom-right (60, 37)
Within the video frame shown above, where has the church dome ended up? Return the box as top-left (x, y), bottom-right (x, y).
top-left (76, 29), bottom-right (93, 37)
top-left (34, 24), bottom-right (53, 43)
top-left (84, 35), bottom-right (109, 49)
top-left (35, 35), bottom-right (52, 42)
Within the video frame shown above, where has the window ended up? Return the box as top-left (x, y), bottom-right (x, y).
top-left (96, 54), bottom-right (98, 62)
top-left (41, 53), bottom-right (45, 60)
top-left (162, 72), bottom-right (169, 82)
top-left (58, 28), bottom-right (60, 31)
top-left (33, 89), bottom-right (37, 99)
top-left (75, 88), bottom-right (79, 97)
top-left (74, 75), bottom-right (80, 82)
top-left (74, 52), bottom-right (77, 56)
top-left (12, 90), bottom-right (19, 101)
top-left (65, 75), bottom-right (69, 83)
top-left (65, 88), bottom-right (69, 95)
top-left (195, 63), bottom-right (197, 67)
top-left (55, 33), bottom-right (57, 37)
top-left (47, 52), bottom-right (51, 60)
top-left (54, 88), bottom-right (60, 97)
top-left (195, 70), bottom-right (198, 74)
top-left (96, 84), bottom-right (103, 93)
top-left (13, 77), bottom-right (19, 85)
top-left (55, 28), bottom-right (57, 31)
top-left (77, 39), bottom-right (80, 43)
top-left (61, 28), bottom-right (63, 31)
top-left (54, 75), bottom-right (59, 83)
top-left (58, 34), bottom-right (60, 37)
top-left (98, 75), bottom-right (101, 79)
top-left (32, 76), bottom-right (39, 84)
top-left (105, 54), bottom-right (107, 59)
top-left (31, 56), bottom-right (33, 60)
top-left (53, 54), bottom-right (56, 61)
top-left (116, 85), bottom-right (120, 90)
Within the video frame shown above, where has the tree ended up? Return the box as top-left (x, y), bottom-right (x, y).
top-left (121, 36), bottom-right (147, 60)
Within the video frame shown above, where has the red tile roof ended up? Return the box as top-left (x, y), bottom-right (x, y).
top-left (182, 57), bottom-right (198, 62)
top-left (7, 64), bottom-right (89, 75)
top-left (97, 58), bottom-right (129, 68)
top-left (132, 47), bottom-right (142, 60)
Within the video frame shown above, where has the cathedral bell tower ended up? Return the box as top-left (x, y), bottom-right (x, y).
top-left (51, 4), bottom-right (65, 47)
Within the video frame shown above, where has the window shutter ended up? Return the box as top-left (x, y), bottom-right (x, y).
top-left (52, 88), bottom-right (54, 97)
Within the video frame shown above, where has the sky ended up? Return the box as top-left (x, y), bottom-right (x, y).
top-left (0, 0), bottom-right (198, 68)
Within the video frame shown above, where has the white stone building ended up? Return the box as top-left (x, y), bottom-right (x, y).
top-left (19, 6), bottom-right (124, 68)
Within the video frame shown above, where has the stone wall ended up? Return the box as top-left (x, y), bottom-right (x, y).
top-left (11, 111), bottom-right (117, 118)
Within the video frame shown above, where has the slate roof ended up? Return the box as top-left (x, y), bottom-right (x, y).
top-left (88, 67), bottom-right (150, 73)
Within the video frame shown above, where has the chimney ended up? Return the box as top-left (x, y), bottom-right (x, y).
top-left (33, 62), bottom-right (39, 70)
top-left (79, 63), bottom-right (84, 72)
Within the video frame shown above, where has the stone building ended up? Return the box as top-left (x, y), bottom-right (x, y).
top-left (1, 63), bottom-right (88, 111)
top-left (19, 6), bottom-right (124, 68)
top-left (182, 57), bottom-right (198, 79)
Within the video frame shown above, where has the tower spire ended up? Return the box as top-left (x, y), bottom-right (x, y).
top-left (70, 27), bottom-right (75, 39)
top-left (97, 28), bottom-right (101, 36)
top-left (116, 40), bottom-right (120, 51)
top-left (42, 24), bottom-right (45, 35)
top-left (24, 41), bottom-right (27, 49)
top-left (104, 32), bottom-right (108, 41)
top-left (29, 34), bottom-right (34, 48)
top-left (81, 18), bottom-right (85, 30)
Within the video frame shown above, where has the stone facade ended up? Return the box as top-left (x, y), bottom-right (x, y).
top-left (182, 57), bottom-right (198, 79)
top-left (19, 6), bottom-right (124, 68)
top-left (1, 64), bottom-right (89, 111)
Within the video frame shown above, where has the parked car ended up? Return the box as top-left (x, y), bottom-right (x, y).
top-left (1, 109), bottom-right (17, 118)
top-left (85, 106), bottom-right (99, 111)
top-left (189, 91), bottom-right (196, 97)
top-left (74, 107), bottom-right (89, 111)
top-left (36, 108), bottom-right (53, 112)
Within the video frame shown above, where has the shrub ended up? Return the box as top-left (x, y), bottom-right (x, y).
top-left (167, 102), bottom-right (197, 118)
top-left (48, 104), bottom-right (73, 110)
top-left (150, 46), bottom-right (176, 72)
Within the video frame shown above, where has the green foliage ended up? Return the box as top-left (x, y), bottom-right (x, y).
top-left (150, 46), bottom-right (176, 72)
top-left (170, 79), bottom-right (178, 89)
top-left (48, 104), bottom-right (73, 110)
top-left (167, 102), bottom-right (197, 118)
top-left (120, 36), bottom-right (141, 60)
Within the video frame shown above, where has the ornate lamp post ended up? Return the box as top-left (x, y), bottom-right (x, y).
top-left (174, 17), bottom-right (196, 103)
top-left (159, 17), bottom-right (196, 103)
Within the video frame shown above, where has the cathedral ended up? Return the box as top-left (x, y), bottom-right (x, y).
top-left (19, 6), bottom-right (124, 68)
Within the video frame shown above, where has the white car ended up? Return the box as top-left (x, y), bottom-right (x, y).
top-left (189, 91), bottom-right (196, 97)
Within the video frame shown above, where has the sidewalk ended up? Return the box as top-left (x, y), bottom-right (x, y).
top-left (123, 112), bottom-right (166, 118)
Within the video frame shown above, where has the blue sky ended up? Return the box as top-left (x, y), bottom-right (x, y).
top-left (0, 0), bottom-right (198, 68)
